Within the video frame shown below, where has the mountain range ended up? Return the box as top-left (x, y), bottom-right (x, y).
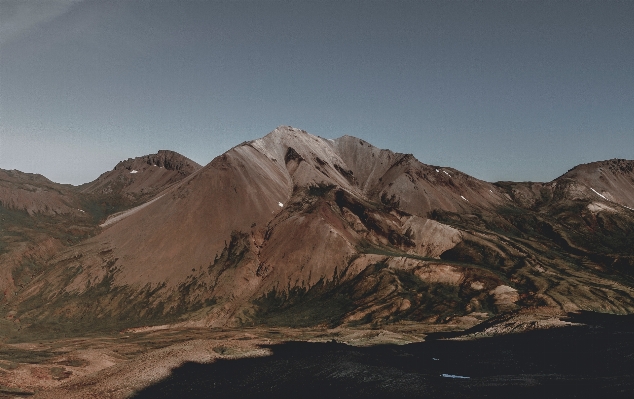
top-left (2, 126), bottom-right (634, 339)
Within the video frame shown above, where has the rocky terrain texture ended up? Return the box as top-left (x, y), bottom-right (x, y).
top-left (1, 126), bottom-right (634, 398)
top-left (79, 150), bottom-right (201, 205)
top-left (1, 126), bottom-right (633, 341)
top-left (0, 151), bottom-right (200, 304)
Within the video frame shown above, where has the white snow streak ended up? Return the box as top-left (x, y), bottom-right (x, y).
top-left (443, 170), bottom-right (451, 177)
top-left (278, 202), bottom-right (284, 207)
top-left (100, 195), bottom-right (164, 227)
top-left (590, 187), bottom-right (607, 200)
top-left (435, 169), bottom-right (439, 173)
top-left (461, 195), bottom-right (468, 202)
top-left (625, 206), bottom-right (634, 211)
top-left (130, 170), bottom-right (138, 174)
top-left (441, 374), bottom-right (470, 379)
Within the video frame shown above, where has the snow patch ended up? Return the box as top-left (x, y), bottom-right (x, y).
top-left (278, 202), bottom-right (284, 207)
top-left (78, 209), bottom-right (85, 213)
top-left (441, 374), bottom-right (470, 379)
top-left (590, 187), bottom-right (607, 200)
top-left (130, 170), bottom-right (138, 174)
top-left (489, 189), bottom-right (493, 193)
top-left (624, 206), bottom-right (634, 211)
top-left (461, 195), bottom-right (468, 202)
top-left (435, 169), bottom-right (439, 173)
top-left (443, 170), bottom-right (451, 177)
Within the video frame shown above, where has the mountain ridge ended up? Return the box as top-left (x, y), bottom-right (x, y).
top-left (0, 150), bottom-right (201, 305)
top-left (2, 126), bottom-right (634, 339)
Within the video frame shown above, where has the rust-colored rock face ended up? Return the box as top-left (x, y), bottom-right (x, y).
top-left (4, 126), bottom-right (634, 337)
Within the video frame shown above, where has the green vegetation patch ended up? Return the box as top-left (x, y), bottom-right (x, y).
top-left (307, 183), bottom-right (336, 198)
top-left (251, 259), bottom-right (496, 328)
top-left (0, 348), bottom-right (56, 364)
top-left (251, 280), bottom-right (357, 328)
top-left (0, 385), bottom-right (34, 396)
top-left (209, 231), bottom-right (251, 272)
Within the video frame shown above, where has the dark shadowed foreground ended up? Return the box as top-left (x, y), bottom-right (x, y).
top-left (132, 312), bottom-right (634, 399)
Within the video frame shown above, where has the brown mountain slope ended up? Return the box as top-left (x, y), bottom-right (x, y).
top-left (0, 151), bottom-right (200, 305)
top-left (496, 159), bottom-right (634, 211)
top-left (5, 127), bottom-right (634, 338)
top-left (0, 169), bottom-right (84, 216)
top-left (80, 150), bottom-right (202, 206)
top-left (331, 135), bottom-right (507, 216)
top-left (0, 170), bottom-right (92, 302)
top-left (557, 159), bottom-right (634, 208)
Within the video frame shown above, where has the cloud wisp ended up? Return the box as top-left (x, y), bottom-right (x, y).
top-left (0, 0), bottom-right (83, 46)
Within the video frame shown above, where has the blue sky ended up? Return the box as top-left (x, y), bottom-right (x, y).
top-left (1, 0), bottom-right (633, 185)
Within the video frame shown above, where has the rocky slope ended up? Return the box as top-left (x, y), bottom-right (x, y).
top-left (0, 170), bottom-right (91, 303)
top-left (79, 150), bottom-right (201, 206)
top-left (0, 151), bottom-right (199, 305)
top-left (3, 127), bottom-right (634, 339)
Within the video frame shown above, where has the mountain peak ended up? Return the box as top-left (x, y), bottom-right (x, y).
top-left (80, 150), bottom-right (202, 202)
top-left (560, 158), bottom-right (634, 179)
top-left (113, 150), bottom-right (201, 174)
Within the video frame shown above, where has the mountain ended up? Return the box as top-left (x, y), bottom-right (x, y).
top-left (0, 151), bottom-right (199, 306)
top-left (79, 150), bottom-right (202, 205)
top-left (3, 127), bottom-right (634, 339)
top-left (0, 169), bottom-right (91, 303)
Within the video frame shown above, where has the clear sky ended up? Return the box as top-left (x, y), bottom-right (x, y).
top-left (1, 0), bottom-right (633, 185)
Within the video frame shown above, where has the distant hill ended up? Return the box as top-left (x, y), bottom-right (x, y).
top-left (0, 151), bottom-right (200, 305)
top-left (79, 150), bottom-right (201, 203)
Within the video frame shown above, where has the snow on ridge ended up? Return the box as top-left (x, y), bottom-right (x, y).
top-left (590, 187), bottom-right (607, 200)
top-left (443, 170), bottom-right (451, 177)
top-left (441, 374), bottom-right (470, 379)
